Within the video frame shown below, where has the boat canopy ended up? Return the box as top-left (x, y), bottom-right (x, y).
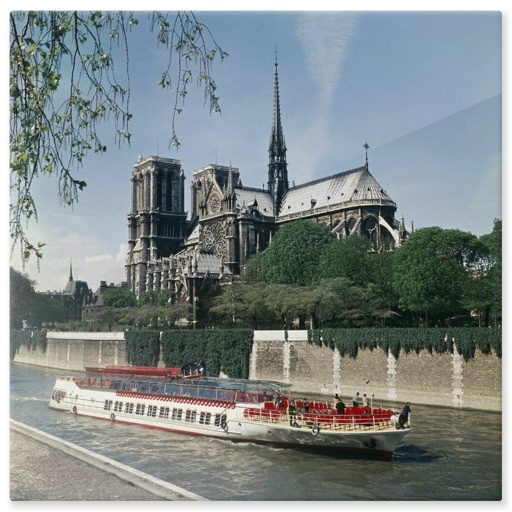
top-left (79, 372), bottom-right (291, 402)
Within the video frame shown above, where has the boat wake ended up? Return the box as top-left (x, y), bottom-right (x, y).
top-left (11, 396), bottom-right (47, 403)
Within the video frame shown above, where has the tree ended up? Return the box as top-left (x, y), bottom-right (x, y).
top-left (392, 227), bottom-right (489, 326)
top-left (10, 11), bottom-right (227, 262)
top-left (139, 289), bottom-right (171, 307)
top-left (464, 218), bottom-right (502, 326)
top-left (260, 220), bottom-right (334, 286)
top-left (10, 267), bottom-right (36, 329)
top-left (102, 286), bottom-right (137, 307)
top-left (317, 236), bottom-right (373, 286)
top-left (29, 295), bottom-right (68, 327)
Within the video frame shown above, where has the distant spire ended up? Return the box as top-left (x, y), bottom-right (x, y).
top-left (69, 259), bottom-right (73, 282)
top-left (364, 142), bottom-right (370, 167)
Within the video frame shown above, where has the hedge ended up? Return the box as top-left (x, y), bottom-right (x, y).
top-left (309, 327), bottom-right (501, 361)
top-left (124, 330), bottom-right (160, 366)
top-left (10, 330), bottom-right (47, 360)
top-left (161, 329), bottom-right (253, 379)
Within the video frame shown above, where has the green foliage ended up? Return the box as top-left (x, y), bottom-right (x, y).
top-left (318, 236), bottom-right (373, 286)
top-left (10, 11), bottom-right (227, 261)
top-left (102, 287), bottom-right (137, 307)
top-left (10, 267), bottom-right (36, 329)
top-left (310, 327), bottom-right (500, 361)
top-left (260, 221), bottom-right (333, 286)
top-left (10, 330), bottom-right (47, 359)
top-left (478, 219), bottom-right (502, 324)
top-left (124, 330), bottom-right (160, 366)
top-left (161, 329), bottom-right (253, 378)
top-left (139, 290), bottom-right (170, 307)
top-left (392, 227), bottom-right (490, 325)
top-left (29, 296), bottom-right (68, 327)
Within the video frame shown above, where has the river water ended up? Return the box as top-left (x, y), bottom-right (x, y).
top-left (10, 363), bottom-right (502, 501)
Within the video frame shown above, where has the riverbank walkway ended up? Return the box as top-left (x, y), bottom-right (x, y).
top-left (9, 419), bottom-right (207, 501)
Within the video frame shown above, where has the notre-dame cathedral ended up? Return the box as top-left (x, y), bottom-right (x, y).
top-left (125, 59), bottom-right (410, 315)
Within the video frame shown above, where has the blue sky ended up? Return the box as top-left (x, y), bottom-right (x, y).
top-left (7, 3), bottom-right (505, 293)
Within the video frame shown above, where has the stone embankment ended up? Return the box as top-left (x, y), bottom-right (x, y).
top-left (10, 420), bottom-right (207, 501)
top-left (13, 330), bottom-right (502, 411)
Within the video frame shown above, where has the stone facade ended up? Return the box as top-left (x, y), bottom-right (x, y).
top-left (124, 59), bottom-right (412, 307)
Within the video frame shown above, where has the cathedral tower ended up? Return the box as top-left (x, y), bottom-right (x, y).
top-left (125, 155), bottom-right (187, 297)
top-left (267, 53), bottom-right (289, 215)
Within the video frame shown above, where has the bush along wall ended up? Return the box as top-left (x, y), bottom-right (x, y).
top-left (161, 329), bottom-right (253, 379)
top-left (309, 327), bottom-right (501, 362)
top-left (10, 330), bottom-right (47, 360)
top-left (124, 330), bottom-right (160, 366)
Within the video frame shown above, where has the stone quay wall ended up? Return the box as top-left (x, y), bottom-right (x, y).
top-left (13, 332), bottom-right (127, 372)
top-left (250, 331), bottom-right (501, 411)
top-left (13, 330), bottom-right (501, 411)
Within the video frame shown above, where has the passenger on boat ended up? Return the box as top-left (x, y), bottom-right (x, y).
top-left (362, 394), bottom-right (368, 407)
top-left (274, 391), bottom-right (282, 408)
top-left (398, 402), bottom-right (411, 428)
top-left (352, 392), bottom-right (360, 406)
top-left (333, 393), bottom-right (340, 408)
top-left (288, 400), bottom-right (297, 426)
top-left (196, 359), bottom-right (207, 375)
top-left (335, 398), bottom-right (346, 415)
top-left (302, 399), bottom-right (310, 413)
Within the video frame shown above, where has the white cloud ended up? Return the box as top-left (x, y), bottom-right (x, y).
top-left (85, 254), bottom-right (114, 263)
top-left (297, 13), bottom-right (358, 108)
top-left (295, 13), bottom-right (358, 178)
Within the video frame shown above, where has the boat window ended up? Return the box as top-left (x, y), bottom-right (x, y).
top-left (147, 405), bottom-right (158, 417)
top-left (214, 413), bottom-right (226, 427)
top-left (135, 403), bottom-right (145, 415)
top-left (185, 410), bottom-right (197, 423)
top-left (172, 408), bottom-right (182, 421)
top-left (159, 407), bottom-right (170, 419)
top-left (199, 412), bottom-right (211, 425)
top-left (52, 389), bottom-right (66, 402)
top-left (104, 400), bottom-right (113, 411)
top-left (125, 403), bottom-right (134, 414)
top-left (114, 401), bottom-right (123, 412)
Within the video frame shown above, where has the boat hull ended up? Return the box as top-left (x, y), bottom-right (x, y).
top-left (49, 377), bottom-right (410, 457)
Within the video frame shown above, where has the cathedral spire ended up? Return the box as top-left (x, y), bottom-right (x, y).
top-left (364, 142), bottom-right (370, 168)
top-left (69, 259), bottom-right (73, 282)
top-left (268, 48), bottom-right (289, 214)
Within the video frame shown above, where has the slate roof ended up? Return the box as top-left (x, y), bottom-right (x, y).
top-left (278, 165), bottom-right (396, 217)
top-left (234, 187), bottom-right (275, 216)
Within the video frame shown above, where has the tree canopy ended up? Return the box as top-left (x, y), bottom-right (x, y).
top-left (10, 11), bottom-right (227, 262)
top-left (392, 227), bottom-right (491, 325)
top-left (10, 267), bottom-right (36, 329)
top-left (259, 220), bottom-right (333, 286)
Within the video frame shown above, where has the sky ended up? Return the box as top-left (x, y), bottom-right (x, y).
top-left (5, 2), bottom-right (505, 294)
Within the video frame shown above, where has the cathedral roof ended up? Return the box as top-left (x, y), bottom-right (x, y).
top-left (63, 280), bottom-right (89, 295)
top-left (234, 187), bottom-right (275, 216)
top-left (278, 165), bottom-right (396, 217)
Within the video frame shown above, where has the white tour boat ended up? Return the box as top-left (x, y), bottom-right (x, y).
top-left (49, 365), bottom-right (411, 457)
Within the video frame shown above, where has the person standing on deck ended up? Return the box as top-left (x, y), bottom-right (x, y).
top-left (352, 392), bottom-right (360, 406)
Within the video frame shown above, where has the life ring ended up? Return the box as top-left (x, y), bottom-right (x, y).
top-left (220, 418), bottom-right (228, 431)
top-left (311, 425), bottom-right (320, 436)
top-left (72, 406), bottom-right (77, 414)
top-left (292, 421), bottom-right (299, 428)
top-left (110, 413), bottom-right (116, 422)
